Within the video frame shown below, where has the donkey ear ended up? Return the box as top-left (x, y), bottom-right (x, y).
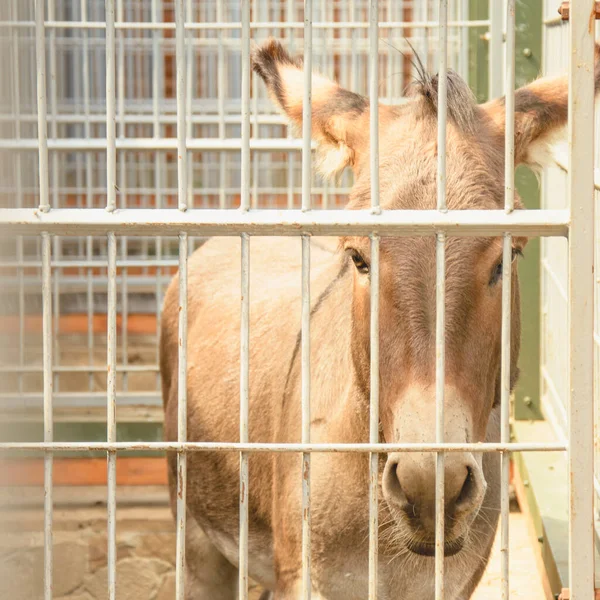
top-left (481, 45), bottom-right (600, 169)
top-left (252, 39), bottom-right (377, 179)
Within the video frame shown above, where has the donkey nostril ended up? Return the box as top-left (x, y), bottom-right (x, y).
top-left (382, 459), bottom-right (412, 510)
top-left (454, 466), bottom-right (476, 509)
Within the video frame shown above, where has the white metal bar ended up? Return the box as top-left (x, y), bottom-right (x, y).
top-left (217, 0), bottom-right (226, 209)
top-left (176, 233), bottom-right (188, 600)
top-left (11, 0), bottom-right (24, 393)
top-left (500, 2), bottom-right (516, 597)
top-left (117, 0), bottom-right (128, 391)
top-left (0, 365), bottom-right (160, 374)
top-left (437, 0), bottom-right (448, 214)
top-left (48, 0), bottom-right (60, 398)
top-left (41, 233), bottom-right (53, 600)
top-left (106, 0), bottom-right (116, 212)
top-left (81, 0), bottom-right (94, 392)
top-left (302, 0), bottom-right (313, 213)
top-left (175, 0), bottom-right (187, 211)
top-left (152, 0), bottom-right (163, 389)
top-left (435, 233), bottom-right (446, 599)
top-left (500, 234), bottom-right (512, 600)
top-left (35, 0), bottom-right (49, 212)
top-left (238, 2), bottom-right (251, 595)
top-left (0, 138), bottom-right (316, 151)
top-left (0, 441), bottom-right (568, 453)
top-left (301, 235), bottom-right (311, 600)
top-left (287, 0), bottom-right (296, 209)
top-left (301, 0), bottom-right (313, 594)
top-left (1, 19), bottom-right (491, 31)
top-left (369, 234), bottom-right (380, 600)
top-left (368, 1), bottom-right (380, 596)
top-left (240, 1), bottom-right (250, 213)
top-left (0, 208), bottom-right (570, 238)
top-left (106, 232), bottom-right (117, 600)
top-left (505, 0), bottom-right (515, 214)
top-left (369, 0), bottom-right (380, 214)
top-left (488, 0), bottom-right (504, 99)
top-left (567, 0), bottom-right (595, 596)
top-left (239, 233), bottom-right (250, 600)
top-left (185, 0), bottom-right (193, 217)
top-left (435, 2), bottom-right (449, 591)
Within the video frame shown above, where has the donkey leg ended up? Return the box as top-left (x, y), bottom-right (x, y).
top-left (184, 513), bottom-right (238, 600)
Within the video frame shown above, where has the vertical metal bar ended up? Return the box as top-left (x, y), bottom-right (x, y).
top-left (251, 0), bottom-right (259, 208)
top-left (287, 0), bottom-right (296, 209)
top-left (369, 2), bottom-right (380, 598)
top-left (437, 0), bottom-right (448, 213)
top-left (175, 0), bottom-right (189, 596)
top-left (489, 0), bottom-right (504, 100)
top-left (301, 234), bottom-right (311, 600)
top-left (301, 0), bottom-right (313, 588)
top-left (35, 0), bottom-right (49, 213)
top-left (106, 232), bottom-right (117, 600)
top-left (176, 233), bottom-right (188, 600)
top-left (152, 0), bottom-right (163, 388)
top-left (41, 233), bottom-right (53, 600)
top-left (435, 2), bottom-right (448, 598)
top-left (12, 0), bottom-right (24, 393)
top-left (320, 0), bottom-right (329, 210)
top-left (302, 0), bottom-right (313, 213)
top-left (81, 0), bottom-right (94, 392)
top-left (369, 234), bottom-right (380, 600)
top-left (117, 0), bottom-right (128, 391)
top-left (504, 0), bottom-right (515, 214)
top-left (500, 3), bottom-right (516, 598)
top-left (240, 0), bottom-right (250, 213)
top-left (217, 0), bottom-right (226, 209)
top-left (239, 233), bottom-right (250, 600)
top-left (175, 0), bottom-right (187, 211)
top-left (48, 0), bottom-right (60, 396)
top-left (500, 233), bottom-right (512, 600)
top-left (239, 3), bottom-right (251, 599)
top-left (434, 233), bottom-right (446, 600)
top-left (369, 0), bottom-right (379, 214)
top-left (106, 0), bottom-right (116, 212)
top-left (185, 0), bottom-right (193, 219)
top-left (567, 0), bottom-right (595, 597)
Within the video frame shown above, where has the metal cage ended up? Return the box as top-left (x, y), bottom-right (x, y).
top-left (0, 0), bottom-right (596, 598)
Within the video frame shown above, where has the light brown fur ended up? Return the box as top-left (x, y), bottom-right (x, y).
top-left (161, 40), bottom-right (600, 599)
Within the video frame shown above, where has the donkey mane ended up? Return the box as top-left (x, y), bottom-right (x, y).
top-left (408, 68), bottom-right (479, 136)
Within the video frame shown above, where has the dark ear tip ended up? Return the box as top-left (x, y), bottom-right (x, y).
top-left (251, 38), bottom-right (298, 81)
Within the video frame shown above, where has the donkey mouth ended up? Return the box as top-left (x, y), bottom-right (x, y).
top-left (407, 535), bottom-right (465, 557)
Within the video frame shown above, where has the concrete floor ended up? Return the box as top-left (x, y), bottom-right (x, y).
top-left (473, 511), bottom-right (546, 599)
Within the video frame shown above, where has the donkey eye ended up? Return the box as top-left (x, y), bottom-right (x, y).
top-left (489, 248), bottom-right (523, 286)
top-left (347, 249), bottom-right (370, 275)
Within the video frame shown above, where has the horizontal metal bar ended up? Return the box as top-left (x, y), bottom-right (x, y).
top-left (0, 19), bottom-right (490, 31)
top-left (0, 365), bottom-right (159, 373)
top-left (0, 259), bottom-right (180, 269)
top-left (0, 392), bottom-right (162, 408)
top-left (0, 441), bottom-right (566, 453)
top-left (0, 138), bottom-right (315, 152)
top-left (0, 112), bottom-right (292, 126)
top-left (0, 208), bottom-right (570, 237)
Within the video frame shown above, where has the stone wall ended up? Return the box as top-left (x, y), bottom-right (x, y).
top-left (0, 486), bottom-right (263, 600)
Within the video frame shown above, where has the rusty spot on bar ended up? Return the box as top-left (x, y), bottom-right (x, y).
top-left (557, 1), bottom-right (600, 21)
top-left (177, 461), bottom-right (183, 498)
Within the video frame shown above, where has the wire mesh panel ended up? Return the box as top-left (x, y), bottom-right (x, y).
top-left (0, 0), bottom-right (597, 599)
top-left (0, 0), bottom-right (476, 419)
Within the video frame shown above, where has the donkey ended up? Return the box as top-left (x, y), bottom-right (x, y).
top-left (161, 39), bottom-right (600, 599)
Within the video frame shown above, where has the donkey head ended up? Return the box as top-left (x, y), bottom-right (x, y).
top-left (252, 39), bottom-right (599, 557)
